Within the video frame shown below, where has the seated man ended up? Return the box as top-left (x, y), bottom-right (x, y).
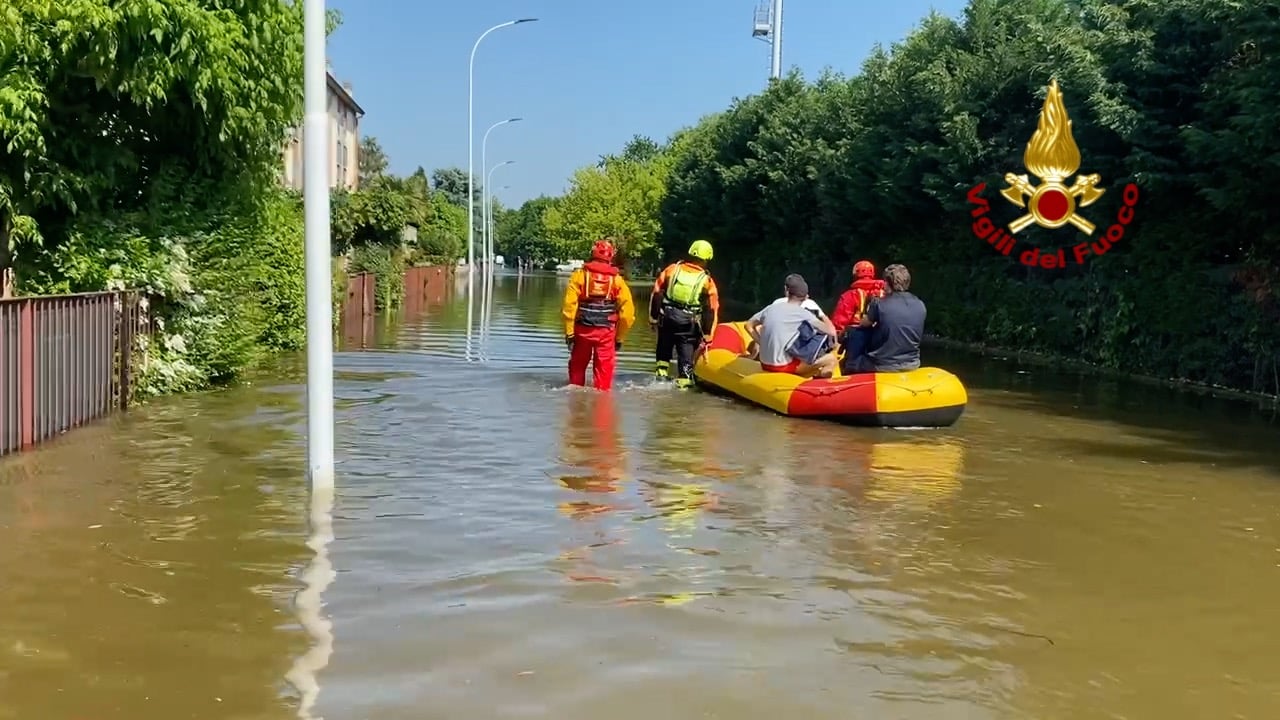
top-left (841, 263), bottom-right (925, 374)
top-left (770, 290), bottom-right (829, 322)
top-left (745, 274), bottom-right (839, 377)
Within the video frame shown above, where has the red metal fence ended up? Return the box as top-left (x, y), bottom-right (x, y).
top-left (0, 291), bottom-right (146, 457)
top-left (341, 272), bottom-right (375, 349)
top-left (402, 264), bottom-right (452, 324)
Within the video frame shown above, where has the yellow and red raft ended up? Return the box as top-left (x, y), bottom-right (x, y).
top-left (692, 322), bottom-right (967, 427)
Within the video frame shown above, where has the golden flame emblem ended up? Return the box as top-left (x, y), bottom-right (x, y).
top-left (1000, 79), bottom-right (1105, 234)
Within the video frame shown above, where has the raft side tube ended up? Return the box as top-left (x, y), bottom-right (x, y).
top-left (693, 322), bottom-right (967, 427)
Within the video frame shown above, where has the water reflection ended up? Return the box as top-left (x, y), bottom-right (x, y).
top-left (0, 392), bottom-right (309, 720)
top-left (865, 439), bottom-right (965, 505)
top-left (5, 271), bottom-right (1280, 720)
top-left (554, 390), bottom-right (628, 587)
top-left (464, 268), bottom-right (476, 362)
top-left (284, 485), bottom-right (336, 720)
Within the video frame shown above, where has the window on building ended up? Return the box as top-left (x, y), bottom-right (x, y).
top-left (338, 135), bottom-right (346, 188)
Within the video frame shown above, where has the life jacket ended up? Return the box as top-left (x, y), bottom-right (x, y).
top-left (574, 261), bottom-right (621, 328)
top-left (661, 262), bottom-right (710, 313)
top-left (850, 278), bottom-right (886, 320)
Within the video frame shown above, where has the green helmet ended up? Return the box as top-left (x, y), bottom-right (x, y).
top-left (687, 239), bottom-right (714, 261)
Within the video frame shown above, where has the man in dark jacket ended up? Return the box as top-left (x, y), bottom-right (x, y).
top-left (841, 263), bottom-right (926, 374)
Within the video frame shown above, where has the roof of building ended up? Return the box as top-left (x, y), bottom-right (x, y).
top-left (327, 71), bottom-right (365, 116)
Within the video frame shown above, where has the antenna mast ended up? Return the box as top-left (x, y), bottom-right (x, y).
top-left (751, 0), bottom-right (784, 80)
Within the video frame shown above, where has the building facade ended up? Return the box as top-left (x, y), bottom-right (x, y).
top-left (281, 68), bottom-right (365, 192)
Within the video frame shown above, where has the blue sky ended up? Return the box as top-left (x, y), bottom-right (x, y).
top-left (326, 0), bottom-right (968, 208)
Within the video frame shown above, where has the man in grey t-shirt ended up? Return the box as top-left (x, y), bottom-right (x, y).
top-left (745, 274), bottom-right (839, 377)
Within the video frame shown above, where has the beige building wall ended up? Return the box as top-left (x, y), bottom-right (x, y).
top-left (281, 69), bottom-right (365, 192)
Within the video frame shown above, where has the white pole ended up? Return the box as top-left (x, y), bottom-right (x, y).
top-left (467, 19), bottom-right (538, 321)
top-left (481, 117), bottom-right (522, 274)
top-left (302, 0), bottom-right (334, 490)
top-left (485, 161), bottom-right (514, 262)
top-left (770, 0), bottom-right (783, 80)
top-left (480, 161), bottom-right (513, 357)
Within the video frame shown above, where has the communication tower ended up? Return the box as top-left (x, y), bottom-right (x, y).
top-left (751, 0), bottom-right (784, 80)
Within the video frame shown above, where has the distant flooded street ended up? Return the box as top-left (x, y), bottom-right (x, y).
top-left (2, 271), bottom-right (1278, 719)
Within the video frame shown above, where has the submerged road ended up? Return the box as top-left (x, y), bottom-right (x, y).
top-left (1, 270), bottom-right (1278, 719)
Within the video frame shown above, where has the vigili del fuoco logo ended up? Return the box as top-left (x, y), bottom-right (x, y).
top-left (966, 79), bottom-right (1140, 268)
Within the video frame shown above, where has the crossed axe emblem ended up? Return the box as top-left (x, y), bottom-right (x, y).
top-left (1000, 172), bottom-right (1105, 234)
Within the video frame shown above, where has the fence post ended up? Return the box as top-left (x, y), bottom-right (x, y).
top-left (18, 299), bottom-right (34, 449)
top-left (118, 293), bottom-right (135, 411)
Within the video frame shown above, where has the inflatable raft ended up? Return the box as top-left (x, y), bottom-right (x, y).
top-left (692, 322), bottom-right (967, 427)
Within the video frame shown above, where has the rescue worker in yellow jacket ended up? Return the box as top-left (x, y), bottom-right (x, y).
top-left (649, 240), bottom-right (720, 388)
top-left (562, 239), bottom-right (636, 391)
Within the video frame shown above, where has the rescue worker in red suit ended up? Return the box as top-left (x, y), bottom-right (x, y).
top-left (831, 260), bottom-right (886, 361)
top-left (562, 239), bottom-right (636, 391)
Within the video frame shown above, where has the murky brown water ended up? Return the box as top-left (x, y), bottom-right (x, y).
top-left (2, 271), bottom-right (1279, 719)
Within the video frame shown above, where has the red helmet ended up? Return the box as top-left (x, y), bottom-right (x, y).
top-left (590, 239), bottom-right (616, 262)
top-left (853, 260), bottom-right (876, 279)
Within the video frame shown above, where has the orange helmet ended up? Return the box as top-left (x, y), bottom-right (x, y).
top-left (853, 260), bottom-right (876, 279)
top-left (590, 239), bottom-right (616, 263)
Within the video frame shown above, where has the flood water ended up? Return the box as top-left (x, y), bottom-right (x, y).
top-left (2, 270), bottom-right (1279, 719)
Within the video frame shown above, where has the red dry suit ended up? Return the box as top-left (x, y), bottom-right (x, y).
top-left (831, 278), bottom-right (887, 333)
top-left (561, 261), bottom-right (636, 391)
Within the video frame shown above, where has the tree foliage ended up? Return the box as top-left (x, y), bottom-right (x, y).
top-left (1, 0), bottom-right (313, 395)
top-left (547, 0), bottom-right (1280, 395)
top-left (495, 195), bottom-right (559, 263)
top-left (358, 136), bottom-right (389, 187)
top-left (332, 141), bottom-right (470, 308)
top-left (430, 167), bottom-right (478, 208)
top-left (331, 143), bottom-right (469, 261)
top-left (541, 136), bottom-right (680, 271)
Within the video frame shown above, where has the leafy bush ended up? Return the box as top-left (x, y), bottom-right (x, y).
top-left (24, 187), bottom-right (307, 395)
top-left (539, 0), bottom-right (1280, 395)
top-left (349, 244), bottom-right (407, 312)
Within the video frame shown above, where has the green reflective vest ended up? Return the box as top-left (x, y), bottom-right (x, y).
top-left (663, 263), bottom-right (709, 310)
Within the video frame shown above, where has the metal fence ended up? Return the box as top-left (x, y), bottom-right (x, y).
top-left (341, 272), bottom-right (375, 350)
top-left (402, 264), bottom-right (452, 323)
top-left (0, 291), bottom-right (145, 457)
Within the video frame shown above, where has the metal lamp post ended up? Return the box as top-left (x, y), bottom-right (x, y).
top-left (291, 4), bottom-right (337, 718)
top-left (481, 117), bottom-right (521, 273)
top-left (484, 161), bottom-right (515, 268)
top-left (478, 161), bottom-right (514, 356)
top-left (466, 18), bottom-right (537, 363)
top-left (301, 0), bottom-right (333, 489)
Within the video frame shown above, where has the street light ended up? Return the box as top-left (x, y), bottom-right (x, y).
top-left (290, 3), bottom-right (336, 718)
top-left (478, 161), bottom-right (512, 356)
top-left (481, 117), bottom-right (522, 271)
top-left (300, 0), bottom-right (333, 490)
top-left (479, 161), bottom-right (514, 355)
top-left (485, 161), bottom-right (515, 266)
top-left (467, 18), bottom-right (538, 352)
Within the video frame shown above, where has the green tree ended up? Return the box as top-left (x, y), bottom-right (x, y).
top-left (1, 0), bottom-right (308, 288)
top-left (495, 195), bottom-right (558, 262)
top-left (546, 0), bottom-right (1280, 396)
top-left (331, 177), bottom-right (413, 252)
top-left (1, 0), bottom-right (321, 394)
top-left (543, 146), bottom-right (677, 271)
top-left (359, 136), bottom-right (390, 187)
top-left (430, 167), bottom-right (480, 208)
top-left (418, 193), bottom-right (467, 261)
